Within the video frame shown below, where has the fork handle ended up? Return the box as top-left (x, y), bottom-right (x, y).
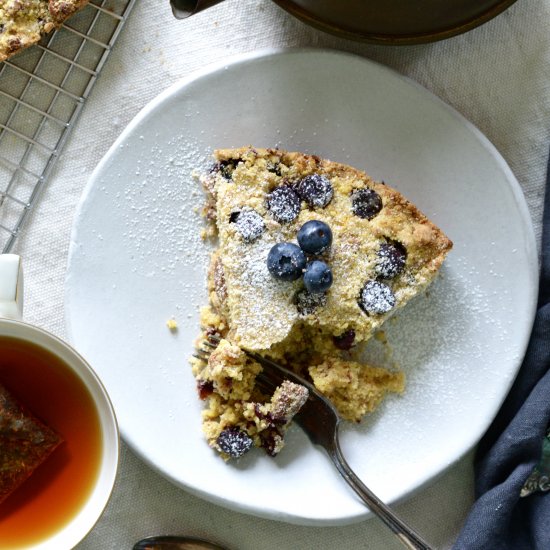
top-left (330, 443), bottom-right (434, 550)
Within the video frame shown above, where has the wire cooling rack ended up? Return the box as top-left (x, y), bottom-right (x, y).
top-left (0, 0), bottom-right (136, 253)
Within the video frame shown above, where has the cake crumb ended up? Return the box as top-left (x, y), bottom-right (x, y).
top-left (166, 318), bottom-right (178, 331)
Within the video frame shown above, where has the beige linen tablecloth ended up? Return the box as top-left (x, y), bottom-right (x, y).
top-left (11, 0), bottom-right (550, 548)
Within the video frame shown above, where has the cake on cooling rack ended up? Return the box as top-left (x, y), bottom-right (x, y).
top-left (0, 0), bottom-right (89, 62)
top-left (191, 146), bottom-right (452, 459)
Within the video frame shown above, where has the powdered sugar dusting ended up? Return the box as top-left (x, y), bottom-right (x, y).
top-left (359, 280), bottom-right (396, 314)
top-left (376, 242), bottom-right (406, 279)
top-left (266, 186), bottom-right (301, 223)
top-left (296, 289), bottom-right (327, 316)
top-left (297, 174), bottom-right (333, 208)
top-left (229, 239), bottom-right (299, 348)
top-left (216, 427), bottom-right (253, 458)
top-left (232, 207), bottom-right (265, 242)
top-left (99, 135), bottom-right (213, 331)
top-left (347, 253), bottom-right (520, 442)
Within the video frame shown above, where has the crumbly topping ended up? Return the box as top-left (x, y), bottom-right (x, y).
top-left (222, 239), bottom-right (300, 348)
top-left (199, 338), bottom-right (261, 401)
top-left (309, 358), bottom-right (405, 422)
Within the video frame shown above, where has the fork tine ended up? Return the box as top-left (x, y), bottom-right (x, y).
top-left (192, 338), bottom-right (432, 548)
top-left (193, 345), bottom-right (212, 362)
top-left (255, 371), bottom-right (279, 394)
top-left (248, 352), bottom-right (318, 396)
top-left (206, 333), bottom-right (221, 345)
top-left (194, 335), bottom-right (223, 359)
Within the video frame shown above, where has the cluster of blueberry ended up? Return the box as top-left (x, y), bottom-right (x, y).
top-left (233, 169), bottom-right (408, 315)
top-left (264, 174), bottom-right (336, 294)
top-left (267, 220), bottom-right (334, 293)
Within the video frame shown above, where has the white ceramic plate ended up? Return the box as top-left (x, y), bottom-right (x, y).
top-left (65, 49), bottom-right (538, 526)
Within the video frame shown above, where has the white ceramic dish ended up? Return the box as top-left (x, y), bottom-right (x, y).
top-left (65, 49), bottom-right (538, 526)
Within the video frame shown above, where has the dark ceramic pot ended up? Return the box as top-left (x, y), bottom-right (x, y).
top-left (170, 0), bottom-right (519, 45)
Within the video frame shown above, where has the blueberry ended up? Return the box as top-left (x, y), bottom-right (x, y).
top-left (267, 186), bottom-right (301, 223)
top-left (295, 289), bottom-right (327, 315)
top-left (229, 208), bottom-right (265, 242)
top-left (259, 427), bottom-right (283, 457)
top-left (297, 220), bottom-right (332, 255)
top-left (297, 174), bottom-right (333, 208)
top-left (210, 159), bottom-right (237, 180)
top-left (267, 161), bottom-right (283, 176)
top-left (197, 379), bottom-right (214, 400)
top-left (359, 280), bottom-right (395, 314)
top-left (303, 260), bottom-right (333, 293)
top-left (267, 243), bottom-right (306, 281)
top-left (351, 188), bottom-right (383, 219)
top-left (333, 329), bottom-right (356, 350)
top-left (376, 242), bottom-right (407, 279)
top-left (216, 427), bottom-right (253, 458)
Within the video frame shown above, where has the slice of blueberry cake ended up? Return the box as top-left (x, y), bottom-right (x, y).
top-left (191, 147), bottom-right (452, 459)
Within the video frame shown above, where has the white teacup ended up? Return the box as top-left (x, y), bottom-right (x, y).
top-left (0, 254), bottom-right (119, 550)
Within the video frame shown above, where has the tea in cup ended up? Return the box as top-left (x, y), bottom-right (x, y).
top-left (0, 254), bottom-right (119, 550)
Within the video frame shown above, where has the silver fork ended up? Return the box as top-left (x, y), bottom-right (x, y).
top-left (199, 336), bottom-right (434, 550)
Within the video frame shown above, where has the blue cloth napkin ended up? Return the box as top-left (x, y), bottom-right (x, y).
top-left (454, 154), bottom-right (550, 550)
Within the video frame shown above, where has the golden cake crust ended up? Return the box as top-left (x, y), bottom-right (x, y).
top-left (0, 0), bottom-right (89, 62)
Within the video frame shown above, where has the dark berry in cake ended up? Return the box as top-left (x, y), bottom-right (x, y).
top-left (197, 379), bottom-right (214, 400)
top-left (376, 242), bottom-right (407, 279)
top-left (297, 174), bottom-right (333, 208)
top-left (267, 243), bottom-right (307, 281)
top-left (297, 220), bottom-right (332, 255)
top-left (351, 188), bottom-right (383, 219)
top-left (359, 280), bottom-right (396, 314)
top-left (259, 428), bottom-right (283, 457)
top-left (211, 159), bottom-right (237, 180)
top-left (267, 162), bottom-right (283, 176)
top-left (333, 329), bottom-right (356, 350)
top-left (216, 427), bottom-right (253, 458)
top-left (229, 207), bottom-right (265, 242)
top-left (303, 260), bottom-right (333, 293)
top-left (295, 289), bottom-right (327, 315)
top-left (267, 186), bottom-right (301, 223)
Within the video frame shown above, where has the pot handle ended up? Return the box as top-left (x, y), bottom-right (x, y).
top-left (0, 254), bottom-right (23, 320)
top-left (170, 0), bottom-right (224, 19)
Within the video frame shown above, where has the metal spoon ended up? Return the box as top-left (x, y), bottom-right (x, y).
top-left (133, 535), bottom-right (228, 550)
